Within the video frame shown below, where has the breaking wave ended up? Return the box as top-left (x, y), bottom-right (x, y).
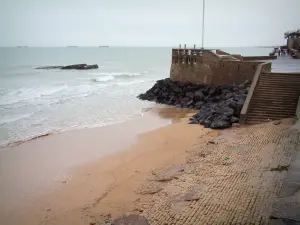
top-left (0, 78), bottom-right (154, 109)
top-left (0, 113), bottom-right (34, 126)
top-left (90, 75), bottom-right (115, 82)
top-left (89, 71), bottom-right (148, 77)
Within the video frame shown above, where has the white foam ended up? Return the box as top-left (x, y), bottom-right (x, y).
top-left (0, 85), bottom-right (68, 107)
top-left (114, 79), bottom-right (155, 87)
top-left (0, 113), bottom-right (34, 126)
top-left (89, 72), bottom-right (142, 77)
top-left (92, 75), bottom-right (115, 82)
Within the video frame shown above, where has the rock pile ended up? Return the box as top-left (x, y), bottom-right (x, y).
top-left (36, 64), bottom-right (99, 70)
top-left (138, 78), bottom-right (250, 129)
top-left (61, 64), bottom-right (99, 70)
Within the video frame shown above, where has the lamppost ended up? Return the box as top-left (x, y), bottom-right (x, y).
top-left (201, 0), bottom-right (205, 50)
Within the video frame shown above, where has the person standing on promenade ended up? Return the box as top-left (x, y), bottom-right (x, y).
top-left (278, 47), bottom-right (281, 57)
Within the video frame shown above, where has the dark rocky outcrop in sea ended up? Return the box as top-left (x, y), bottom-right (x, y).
top-left (36, 64), bottom-right (99, 70)
top-left (36, 66), bottom-right (63, 69)
top-left (60, 64), bottom-right (99, 70)
top-left (138, 78), bottom-right (250, 129)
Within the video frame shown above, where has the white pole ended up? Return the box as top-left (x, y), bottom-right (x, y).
top-left (201, 0), bottom-right (205, 49)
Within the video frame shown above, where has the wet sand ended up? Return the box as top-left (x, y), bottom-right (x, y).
top-left (1, 110), bottom-right (296, 225)
top-left (0, 107), bottom-right (201, 225)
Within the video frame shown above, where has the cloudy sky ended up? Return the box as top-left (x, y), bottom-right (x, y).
top-left (0, 0), bottom-right (299, 47)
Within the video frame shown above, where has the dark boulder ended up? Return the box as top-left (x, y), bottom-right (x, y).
top-left (186, 100), bottom-right (194, 107)
top-left (210, 119), bottom-right (232, 129)
top-left (231, 117), bottom-right (239, 123)
top-left (182, 97), bottom-right (190, 103)
top-left (194, 90), bottom-right (205, 101)
top-left (137, 78), bottom-right (250, 129)
top-left (173, 87), bottom-right (182, 93)
top-left (186, 92), bottom-right (194, 99)
top-left (195, 101), bottom-right (204, 109)
top-left (189, 119), bottom-right (198, 124)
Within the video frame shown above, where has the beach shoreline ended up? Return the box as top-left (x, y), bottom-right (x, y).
top-left (1, 107), bottom-right (298, 225)
top-left (0, 106), bottom-right (198, 225)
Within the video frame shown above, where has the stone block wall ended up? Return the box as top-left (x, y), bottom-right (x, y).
top-left (211, 61), bottom-right (262, 85)
top-left (170, 50), bottom-right (219, 84)
top-left (170, 49), bottom-right (271, 85)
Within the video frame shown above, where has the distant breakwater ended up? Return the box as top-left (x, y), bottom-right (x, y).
top-left (138, 78), bottom-right (250, 129)
top-left (36, 64), bottom-right (99, 70)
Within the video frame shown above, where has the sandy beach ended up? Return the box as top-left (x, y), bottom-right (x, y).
top-left (1, 1), bottom-right (300, 223)
top-left (1, 107), bottom-right (299, 225)
top-left (0, 107), bottom-right (202, 224)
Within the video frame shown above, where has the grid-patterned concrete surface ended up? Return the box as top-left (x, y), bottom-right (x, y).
top-left (132, 120), bottom-right (300, 225)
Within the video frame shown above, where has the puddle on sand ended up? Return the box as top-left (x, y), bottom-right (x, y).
top-left (142, 106), bottom-right (198, 124)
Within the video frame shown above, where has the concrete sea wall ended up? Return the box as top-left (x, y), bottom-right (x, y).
top-left (170, 49), bottom-right (271, 85)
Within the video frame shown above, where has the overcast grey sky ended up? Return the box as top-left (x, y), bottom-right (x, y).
top-left (0, 0), bottom-right (299, 47)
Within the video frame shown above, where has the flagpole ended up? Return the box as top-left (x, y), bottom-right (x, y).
top-left (201, 0), bottom-right (205, 49)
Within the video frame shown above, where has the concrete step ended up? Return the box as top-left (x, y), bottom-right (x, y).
top-left (257, 82), bottom-right (300, 85)
top-left (250, 106), bottom-right (297, 110)
top-left (251, 99), bottom-right (298, 103)
top-left (253, 92), bottom-right (300, 96)
top-left (256, 85), bottom-right (300, 88)
top-left (262, 73), bottom-right (300, 77)
top-left (249, 105), bottom-right (297, 109)
top-left (244, 72), bottom-right (300, 124)
top-left (247, 114), bottom-right (296, 119)
top-left (259, 76), bottom-right (300, 80)
top-left (260, 73), bottom-right (300, 78)
top-left (252, 95), bottom-right (299, 100)
top-left (251, 96), bottom-right (299, 100)
top-left (250, 106), bottom-right (297, 111)
top-left (258, 82), bottom-right (300, 86)
top-left (252, 99), bottom-right (299, 103)
top-left (257, 85), bottom-right (300, 88)
top-left (248, 111), bottom-right (295, 118)
top-left (252, 98), bottom-right (297, 103)
top-left (248, 111), bottom-right (295, 119)
top-left (253, 91), bottom-right (299, 95)
top-left (251, 98), bottom-right (299, 103)
top-left (256, 84), bottom-right (300, 88)
top-left (247, 111), bottom-right (296, 117)
top-left (255, 89), bottom-right (300, 92)
top-left (258, 81), bottom-right (300, 84)
top-left (258, 81), bottom-right (300, 86)
top-left (256, 82), bottom-right (300, 86)
top-left (248, 108), bottom-right (296, 114)
top-left (258, 77), bottom-right (300, 80)
top-left (260, 75), bottom-right (300, 78)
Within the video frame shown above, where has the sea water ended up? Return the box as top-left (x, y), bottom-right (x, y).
top-left (1, 46), bottom-right (294, 148)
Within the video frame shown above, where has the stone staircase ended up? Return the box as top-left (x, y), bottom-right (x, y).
top-left (245, 72), bottom-right (300, 124)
